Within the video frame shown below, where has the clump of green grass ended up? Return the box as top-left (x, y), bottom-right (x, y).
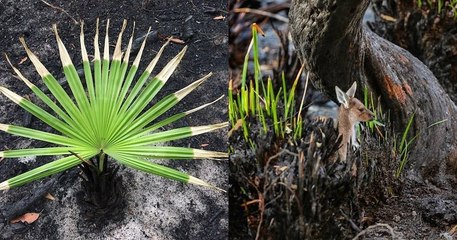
top-left (228, 23), bottom-right (306, 145)
top-left (361, 87), bottom-right (449, 177)
top-left (416, 0), bottom-right (457, 18)
top-left (393, 113), bottom-right (448, 177)
top-left (394, 113), bottom-right (416, 178)
top-left (361, 87), bottom-right (413, 177)
top-left (363, 87), bottom-right (385, 132)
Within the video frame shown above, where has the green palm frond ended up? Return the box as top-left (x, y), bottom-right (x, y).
top-left (0, 19), bottom-right (227, 191)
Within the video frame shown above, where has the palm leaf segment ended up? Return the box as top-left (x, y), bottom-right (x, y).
top-left (0, 19), bottom-right (227, 191)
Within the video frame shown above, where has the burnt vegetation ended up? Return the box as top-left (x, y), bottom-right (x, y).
top-left (230, 116), bottom-right (399, 239)
top-left (229, 0), bottom-right (457, 239)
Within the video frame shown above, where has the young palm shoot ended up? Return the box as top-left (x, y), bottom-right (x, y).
top-left (0, 19), bottom-right (227, 193)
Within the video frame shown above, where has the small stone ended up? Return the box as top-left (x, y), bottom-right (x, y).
top-left (394, 215), bottom-right (401, 222)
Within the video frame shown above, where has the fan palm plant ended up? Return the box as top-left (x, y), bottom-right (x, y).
top-left (0, 19), bottom-right (227, 192)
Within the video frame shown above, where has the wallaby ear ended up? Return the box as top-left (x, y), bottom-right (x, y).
top-left (346, 81), bottom-right (357, 98)
top-left (335, 86), bottom-right (349, 108)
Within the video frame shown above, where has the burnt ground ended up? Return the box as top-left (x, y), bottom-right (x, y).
top-left (230, 118), bottom-right (457, 239)
top-left (0, 0), bottom-right (228, 239)
top-left (228, 1), bottom-right (457, 239)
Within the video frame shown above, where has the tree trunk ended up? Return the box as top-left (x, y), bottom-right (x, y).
top-left (370, 0), bottom-right (457, 104)
top-left (289, 0), bottom-right (457, 180)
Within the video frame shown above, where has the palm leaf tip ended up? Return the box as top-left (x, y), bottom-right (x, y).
top-left (0, 87), bottom-right (23, 105)
top-left (174, 72), bottom-right (213, 100)
top-left (183, 95), bottom-right (225, 116)
top-left (103, 19), bottom-right (111, 61)
top-left (122, 23), bottom-right (135, 63)
top-left (188, 176), bottom-right (226, 192)
top-left (155, 45), bottom-right (188, 83)
top-left (18, 37), bottom-right (50, 78)
top-left (190, 122), bottom-right (229, 136)
top-left (52, 24), bottom-right (73, 67)
top-left (0, 181), bottom-right (9, 191)
top-left (94, 18), bottom-right (101, 61)
top-left (80, 21), bottom-right (90, 62)
top-left (144, 37), bottom-right (169, 73)
top-left (131, 26), bottom-right (150, 68)
top-left (0, 123), bottom-right (10, 132)
top-left (4, 54), bottom-right (34, 89)
top-left (193, 149), bottom-right (228, 159)
top-left (113, 19), bottom-right (127, 61)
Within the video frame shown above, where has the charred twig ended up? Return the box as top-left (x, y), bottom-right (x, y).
top-left (352, 223), bottom-right (397, 240)
top-left (203, 6), bottom-right (228, 14)
top-left (339, 209), bottom-right (361, 232)
top-left (41, 0), bottom-right (79, 25)
top-left (207, 209), bottom-right (224, 224)
top-left (255, 148), bottom-right (299, 239)
top-left (255, 193), bottom-right (264, 240)
top-left (234, 8), bottom-right (289, 23)
top-left (264, 149), bottom-right (299, 168)
top-left (276, 182), bottom-right (303, 218)
top-left (69, 151), bottom-right (95, 169)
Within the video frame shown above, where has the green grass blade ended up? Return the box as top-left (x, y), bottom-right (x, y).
top-left (249, 80), bottom-right (255, 116)
top-left (228, 80), bottom-right (236, 126)
top-left (251, 24), bottom-right (262, 120)
top-left (241, 39), bottom-right (253, 89)
top-left (399, 112), bottom-right (415, 152)
top-left (427, 119), bottom-right (448, 129)
top-left (285, 73), bottom-right (299, 120)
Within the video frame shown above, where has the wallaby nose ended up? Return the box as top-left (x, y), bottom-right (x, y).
top-left (367, 109), bottom-right (375, 120)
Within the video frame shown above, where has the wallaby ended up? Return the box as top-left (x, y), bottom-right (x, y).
top-left (335, 82), bottom-right (374, 162)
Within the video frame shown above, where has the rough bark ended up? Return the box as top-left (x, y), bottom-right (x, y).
top-left (289, 0), bottom-right (457, 180)
top-left (370, 0), bottom-right (457, 103)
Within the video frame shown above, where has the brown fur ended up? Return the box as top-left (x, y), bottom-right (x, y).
top-left (336, 83), bottom-right (374, 162)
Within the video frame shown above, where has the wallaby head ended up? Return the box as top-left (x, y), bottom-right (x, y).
top-left (335, 82), bottom-right (374, 162)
